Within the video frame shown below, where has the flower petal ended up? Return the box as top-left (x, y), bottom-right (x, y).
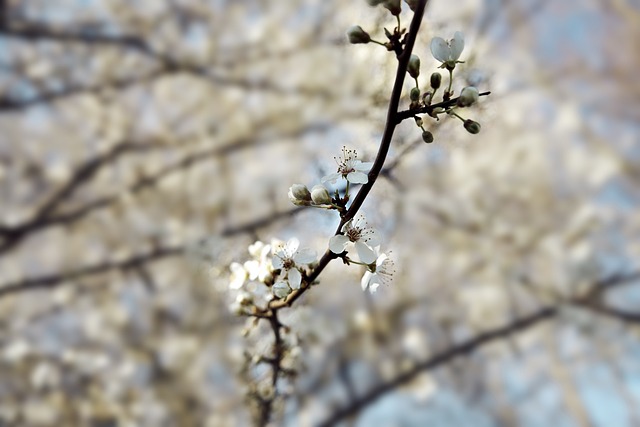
top-left (329, 235), bottom-right (349, 254)
top-left (347, 171), bottom-right (368, 184)
top-left (430, 37), bottom-right (449, 62)
top-left (244, 260), bottom-right (259, 280)
top-left (368, 281), bottom-right (381, 293)
top-left (355, 161), bottom-right (374, 172)
top-left (273, 281), bottom-right (291, 299)
top-left (294, 247), bottom-right (316, 264)
top-left (376, 253), bottom-right (388, 267)
top-left (450, 31), bottom-right (465, 61)
top-left (272, 255), bottom-right (284, 269)
top-left (286, 237), bottom-right (300, 255)
top-left (288, 268), bottom-right (302, 289)
top-left (365, 229), bottom-right (382, 246)
top-left (355, 241), bottom-right (377, 264)
top-left (361, 271), bottom-right (373, 291)
top-left (321, 173), bottom-right (341, 184)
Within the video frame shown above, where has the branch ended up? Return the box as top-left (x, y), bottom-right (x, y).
top-left (267, 0), bottom-right (430, 312)
top-left (317, 271), bottom-right (640, 426)
top-left (317, 306), bottom-right (557, 427)
top-left (0, 245), bottom-right (183, 298)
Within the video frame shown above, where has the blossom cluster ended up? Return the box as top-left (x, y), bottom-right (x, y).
top-left (228, 144), bottom-right (396, 307)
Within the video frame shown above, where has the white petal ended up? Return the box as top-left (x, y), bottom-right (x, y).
top-left (286, 237), bottom-right (300, 255)
top-left (355, 161), bottom-right (374, 172)
top-left (272, 255), bottom-right (284, 269)
top-left (365, 229), bottom-right (382, 246)
top-left (273, 281), bottom-right (291, 299)
top-left (450, 31), bottom-right (465, 61)
top-left (352, 214), bottom-right (367, 229)
top-left (329, 235), bottom-right (349, 254)
top-left (368, 281), bottom-right (381, 293)
top-left (347, 171), bottom-right (368, 184)
top-left (294, 247), bottom-right (316, 264)
top-left (244, 260), bottom-right (259, 280)
top-left (361, 271), bottom-right (373, 291)
top-left (248, 241), bottom-right (265, 258)
top-left (321, 173), bottom-right (341, 184)
top-left (355, 241), bottom-right (377, 264)
top-left (376, 253), bottom-right (388, 267)
top-left (288, 268), bottom-right (302, 289)
top-left (430, 37), bottom-right (449, 62)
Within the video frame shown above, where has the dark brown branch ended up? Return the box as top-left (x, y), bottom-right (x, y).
top-left (267, 0), bottom-right (430, 312)
top-left (395, 91), bottom-right (491, 124)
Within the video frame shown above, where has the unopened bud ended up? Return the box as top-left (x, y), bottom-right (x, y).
top-left (422, 130), bottom-right (434, 143)
top-left (430, 72), bottom-right (442, 89)
top-left (347, 26), bottom-right (371, 44)
top-left (410, 87), bottom-right (420, 102)
top-left (407, 55), bottom-right (420, 79)
top-left (464, 119), bottom-right (481, 134)
top-left (458, 86), bottom-right (479, 107)
top-left (383, 0), bottom-right (401, 15)
top-left (310, 185), bottom-right (332, 205)
top-left (288, 184), bottom-right (311, 206)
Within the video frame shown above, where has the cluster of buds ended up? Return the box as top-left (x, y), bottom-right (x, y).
top-left (288, 184), bottom-right (332, 207)
top-left (399, 31), bottom-right (485, 140)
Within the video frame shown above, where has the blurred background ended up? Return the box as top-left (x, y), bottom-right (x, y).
top-left (0, 0), bottom-right (639, 426)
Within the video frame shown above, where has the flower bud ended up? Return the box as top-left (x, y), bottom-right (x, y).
top-left (407, 55), bottom-right (420, 79)
top-left (383, 0), bottom-right (401, 15)
top-left (430, 72), bottom-right (442, 89)
top-left (347, 26), bottom-right (371, 44)
top-left (422, 130), bottom-right (434, 143)
top-left (463, 119), bottom-right (481, 134)
top-left (310, 184), bottom-right (332, 205)
top-left (410, 87), bottom-right (420, 102)
top-left (458, 86), bottom-right (479, 107)
top-left (288, 184), bottom-right (311, 206)
top-left (404, 0), bottom-right (418, 11)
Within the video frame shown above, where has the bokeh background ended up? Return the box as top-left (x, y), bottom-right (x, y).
top-left (0, 0), bottom-right (639, 426)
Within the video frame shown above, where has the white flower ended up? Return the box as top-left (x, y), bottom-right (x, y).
top-left (272, 238), bottom-right (316, 290)
top-left (430, 32), bottom-right (464, 68)
top-left (272, 281), bottom-right (291, 299)
top-left (321, 147), bottom-right (373, 185)
top-left (229, 262), bottom-right (248, 289)
top-left (245, 241), bottom-right (274, 282)
top-left (361, 253), bottom-right (395, 293)
top-left (329, 214), bottom-right (381, 264)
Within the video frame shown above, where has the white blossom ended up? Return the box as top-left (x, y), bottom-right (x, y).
top-left (430, 32), bottom-right (464, 67)
top-left (321, 147), bottom-right (373, 185)
top-left (229, 262), bottom-right (248, 290)
top-left (329, 214), bottom-right (381, 264)
top-left (361, 252), bottom-right (395, 293)
top-left (244, 241), bottom-right (274, 283)
top-left (272, 238), bottom-right (316, 289)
